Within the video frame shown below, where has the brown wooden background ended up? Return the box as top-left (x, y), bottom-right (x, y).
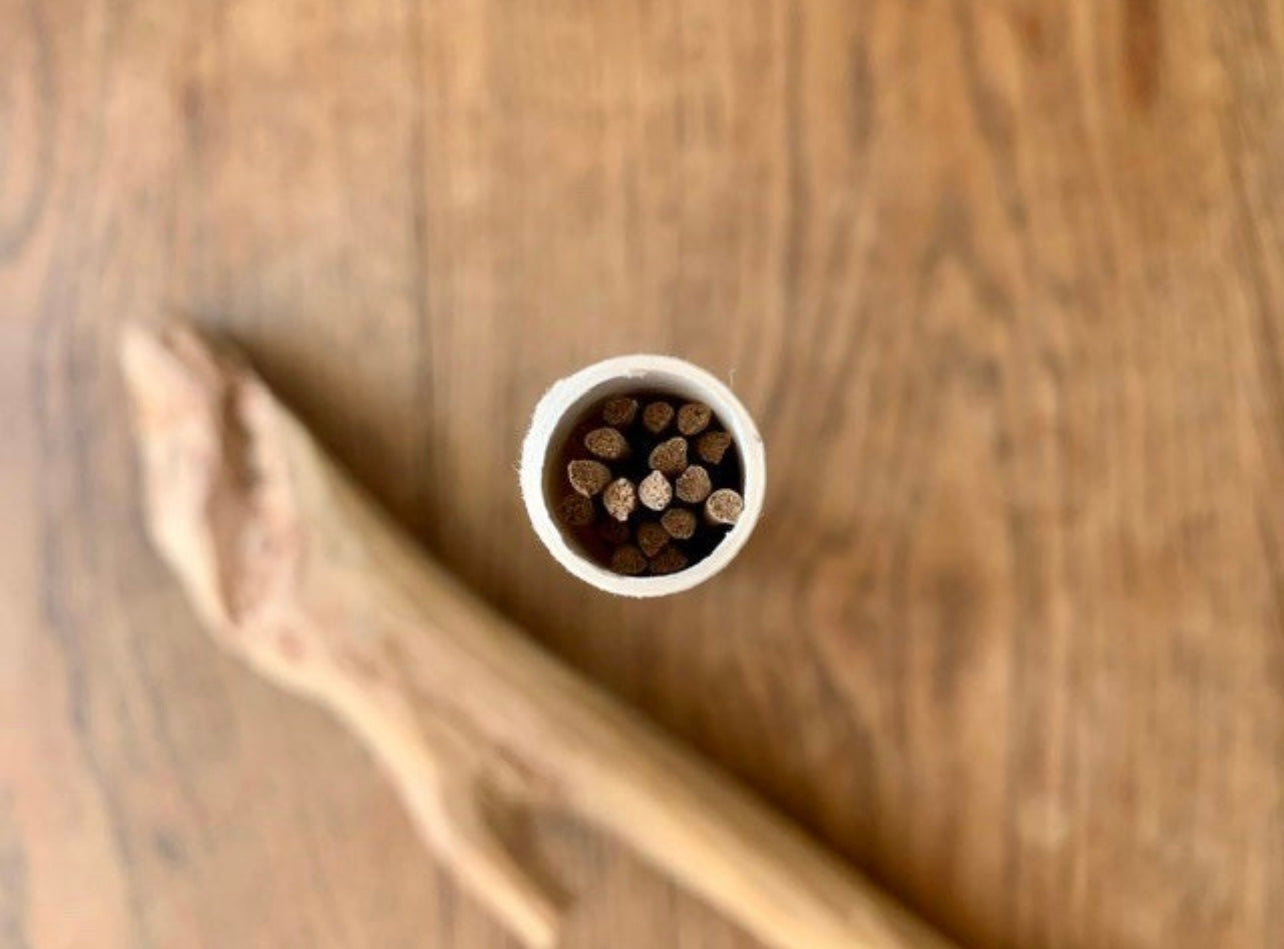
top-left (3, 1), bottom-right (1283, 947)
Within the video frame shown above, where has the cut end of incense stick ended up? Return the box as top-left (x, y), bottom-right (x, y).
top-left (648, 546), bottom-right (689, 575)
top-left (642, 401), bottom-right (675, 434)
top-left (568, 459), bottom-right (612, 497)
top-left (602, 396), bottom-right (639, 427)
top-left (636, 522), bottom-right (670, 558)
top-left (638, 470), bottom-right (672, 512)
top-left (705, 489), bottom-right (744, 526)
top-left (697, 431), bottom-right (733, 465)
top-left (660, 508), bottom-right (697, 540)
top-left (602, 478), bottom-right (637, 522)
top-left (677, 402), bottom-right (713, 436)
top-left (648, 437), bottom-right (688, 477)
top-left (610, 544), bottom-right (648, 575)
top-left (557, 494), bottom-right (595, 527)
top-left (585, 427), bottom-right (630, 461)
top-left (675, 465), bottom-right (712, 504)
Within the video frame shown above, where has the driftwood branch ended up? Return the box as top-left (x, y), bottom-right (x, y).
top-left (120, 323), bottom-right (955, 949)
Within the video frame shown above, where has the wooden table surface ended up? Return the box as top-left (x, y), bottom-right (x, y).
top-left (4, 1), bottom-right (1283, 947)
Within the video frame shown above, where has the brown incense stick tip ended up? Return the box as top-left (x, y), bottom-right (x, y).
top-left (636, 522), bottom-right (670, 558)
top-left (696, 430), bottom-right (733, 465)
top-left (674, 465), bottom-right (712, 504)
top-left (602, 396), bottom-right (639, 427)
top-left (638, 470), bottom-right (672, 512)
top-left (676, 402), bottom-right (713, 436)
top-left (597, 519), bottom-right (631, 545)
top-left (648, 436), bottom-right (688, 476)
top-left (660, 507), bottom-right (697, 540)
top-left (602, 478), bottom-right (637, 522)
top-left (585, 427), bottom-right (630, 460)
top-left (705, 488), bottom-right (744, 526)
top-left (557, 494), bottom-right (595, 527)
top-left (648, 546), bottom-right (689, 576)
top-left (567, 459), bottom-right (611, 497)
top-left (642, 401), bottom-right (675, 434)
top-left (610, 544), bottom-right (648, 575)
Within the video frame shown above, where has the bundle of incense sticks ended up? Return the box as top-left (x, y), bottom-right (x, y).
top-left (557, 394), bottom-right (745, 575)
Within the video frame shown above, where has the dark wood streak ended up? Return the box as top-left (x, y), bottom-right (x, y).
top-left (1217, 108), bottom-right (1284, 474)
top-left (760, 4), bottom-right (810, 433)
top-left (848, 40), bottom-right (874, 151)
top-left (1254, 505), bottom-right (1284, 949)
top-left (813, 294), bottom-right (872, 442)
top-left (402, 0), bottom-right (436, 542)
top-left (0, 0), bottom-right (55, 261)
top-left (151, 829), bottom-right (187, 868)
top-left (951, 0), bottom-right (1028, 228)
top-left (33, 320), bottom-right (153, 948)
top-left (1206, 146), bottom-right (1284, 920)
top-left (1123, 0), bottom-right (1163, 110)
top-left (0, 794), bottom-right (33, 949)
top-left (785, 526), bottom-right (888, 860)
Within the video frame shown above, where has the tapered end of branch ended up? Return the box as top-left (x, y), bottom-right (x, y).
top-left (119, 322), bottom-right (300, 638)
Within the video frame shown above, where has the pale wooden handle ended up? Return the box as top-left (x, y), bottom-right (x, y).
top-left (120, 323), bottom-right (957, 949)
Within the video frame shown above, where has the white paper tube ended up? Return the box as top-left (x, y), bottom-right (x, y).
top-left (520, 355), bottom-right (766, 597)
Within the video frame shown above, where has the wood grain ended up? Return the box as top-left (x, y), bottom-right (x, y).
top-left (3, 1), bottom-right (1284, 947)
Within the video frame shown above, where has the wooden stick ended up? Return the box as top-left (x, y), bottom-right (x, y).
top-left (120, 324), bottom-right (956, 949)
